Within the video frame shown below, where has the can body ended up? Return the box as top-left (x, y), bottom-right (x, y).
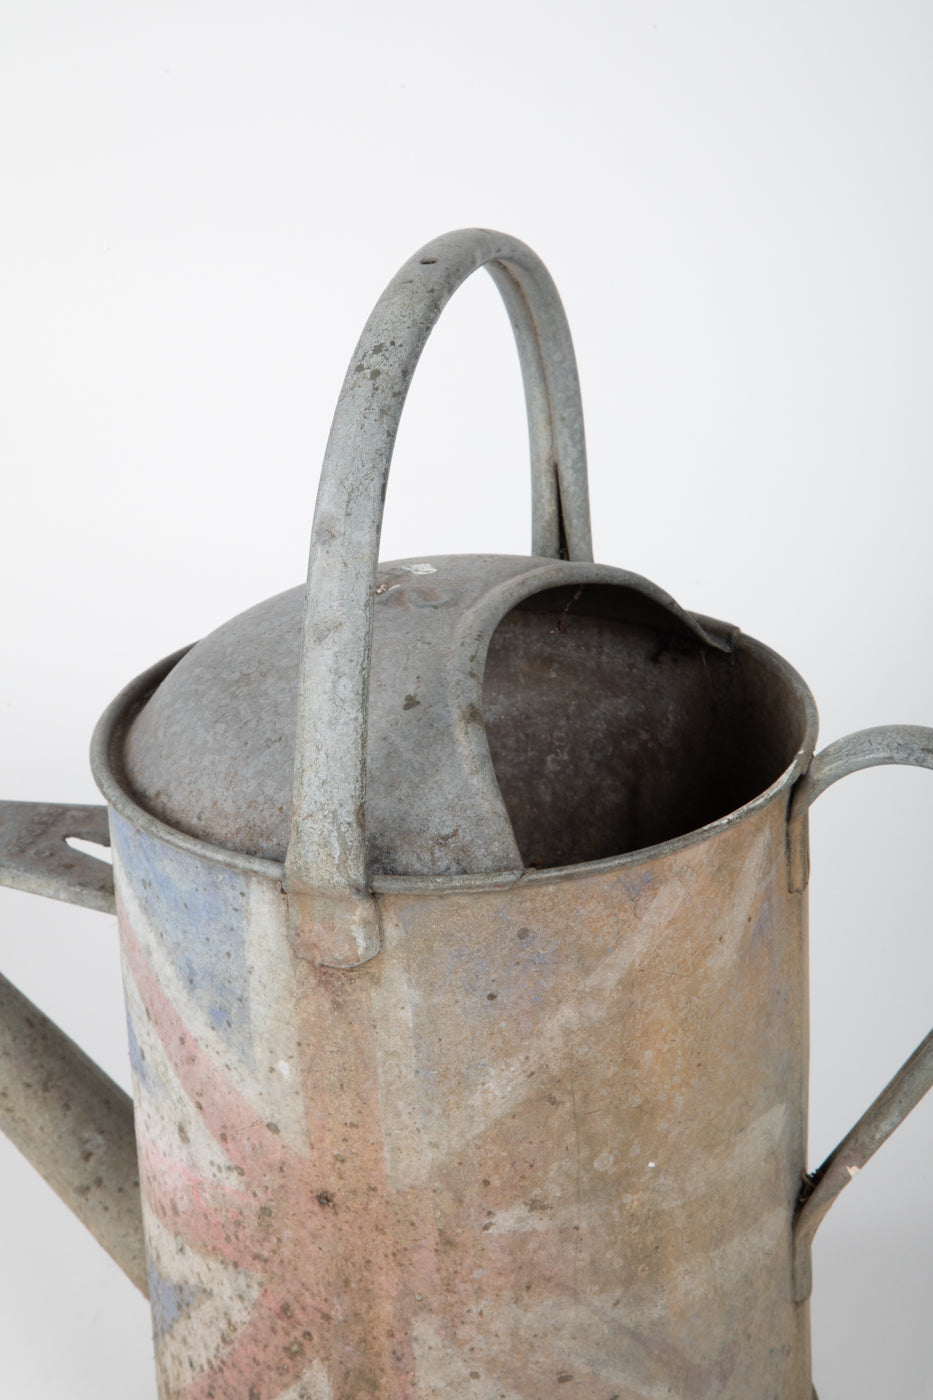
top-left (113, 777), bottom-right (812, 1400)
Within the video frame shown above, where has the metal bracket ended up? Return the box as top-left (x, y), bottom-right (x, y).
top-left (0, 801), bottom-right (115, 914)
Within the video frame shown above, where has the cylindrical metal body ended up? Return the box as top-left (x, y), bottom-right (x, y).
top-left (111, 744), bottom-right (813, 1399)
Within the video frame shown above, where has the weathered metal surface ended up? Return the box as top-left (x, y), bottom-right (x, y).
top-left (286, 230), bottom-right (593, 969)
top-left (0, 800), bottom-right (115, 912)
top-left (112, 785), bottom-right (814, 1398)
top-left (88, 569), bottom-right (821, 1397)
top-left (120, 556), bottom-right (732, 871)
top-left (0, 800), bottom-right (141, 1274)
top-left (786, 725), bottom-right (933, 1300)
top-left (793, 1025), bottom-right (933, 1303)
top-left (0, 969), bottom-right (146, 1290)
top-left (790, 725), bottom-right (933, 814)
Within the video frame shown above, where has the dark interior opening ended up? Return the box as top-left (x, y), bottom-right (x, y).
top-left (482, 584), bottom-right (806, 869)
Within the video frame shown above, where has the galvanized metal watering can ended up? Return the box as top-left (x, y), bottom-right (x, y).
top-left (2, 228), bottom-right (932, 1399)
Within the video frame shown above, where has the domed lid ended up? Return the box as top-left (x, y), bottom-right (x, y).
top-left (119, 553), bottom-right (731, 878)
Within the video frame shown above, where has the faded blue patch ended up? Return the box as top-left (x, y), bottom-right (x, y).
top-left (751, 894), bottom-right (775, 944)
top-left (112, 814), bottom-right (254, 1071)
top-left (125, 1008), bottom-right (166, 1101)
top-left (147, 1255), bottom-right (206, 1340)
top-left (620, 869), bottom-right (654, 906)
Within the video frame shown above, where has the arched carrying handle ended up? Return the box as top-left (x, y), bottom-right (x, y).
top-left (788, 726), bottom-right (933, 1301)
top-left (284, 229), bottom-right (593, 967)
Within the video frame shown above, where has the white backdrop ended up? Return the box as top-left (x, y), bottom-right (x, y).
top-left (2, 3), bottom-right (932, 1396)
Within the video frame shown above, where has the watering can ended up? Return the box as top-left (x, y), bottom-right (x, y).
top-left (1, 228), bottom-right (932, 1399)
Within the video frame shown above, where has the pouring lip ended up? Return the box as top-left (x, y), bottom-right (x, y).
top-left (90, 621), bottom-right (820, 894)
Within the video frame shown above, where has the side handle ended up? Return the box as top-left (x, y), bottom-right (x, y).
top-left (0, 801), bottom-right (146, 1292)
top-left (788, 727), bottom-right (933, 1301)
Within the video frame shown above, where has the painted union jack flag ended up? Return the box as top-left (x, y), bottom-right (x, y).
top-left (112, 810), bottom-right (782, 1399)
